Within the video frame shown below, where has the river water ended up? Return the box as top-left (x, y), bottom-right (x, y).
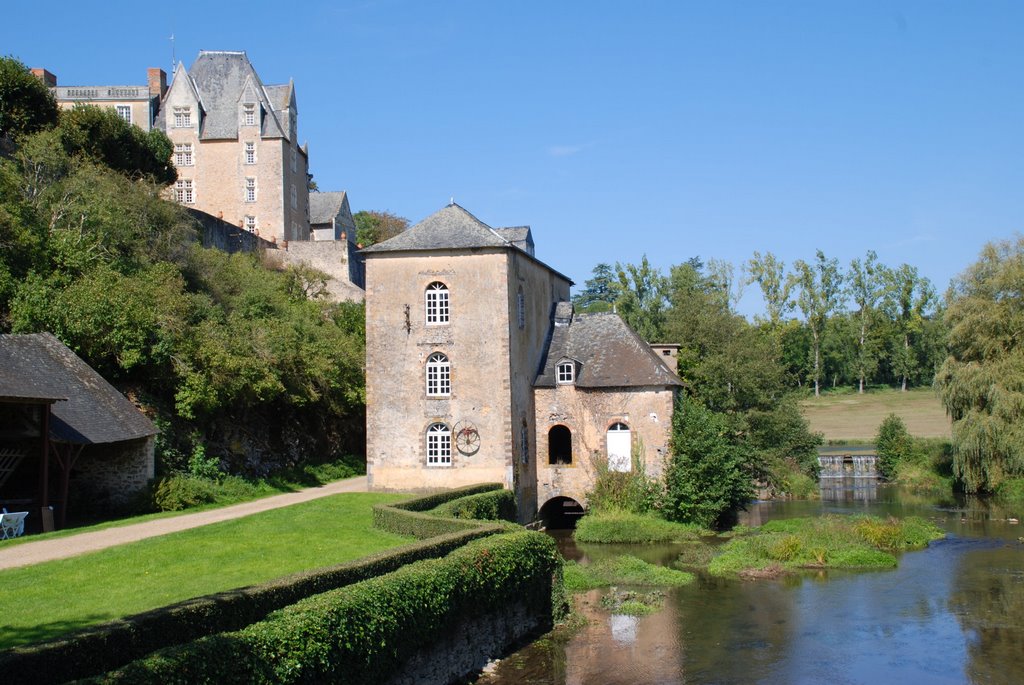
top-left (474, 483), bottom-right (1024, 685)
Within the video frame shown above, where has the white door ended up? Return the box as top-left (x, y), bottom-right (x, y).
top-left (607, 422), bottom-right (631, 472)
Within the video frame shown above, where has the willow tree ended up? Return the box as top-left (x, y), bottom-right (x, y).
top-left (935, 236), bottom-right (1024, 493)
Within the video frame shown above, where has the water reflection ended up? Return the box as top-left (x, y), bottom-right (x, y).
top-left (474, 486), bottom-right (1024, 685)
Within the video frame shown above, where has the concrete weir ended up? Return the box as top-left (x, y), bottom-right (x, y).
top-left (817, 447), bottom-right (880, 479)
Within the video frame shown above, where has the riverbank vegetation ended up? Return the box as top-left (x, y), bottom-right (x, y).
top-left (574, 511), bottom-right (707, 544)
top-left (564, 556), bottom-right (694, 591)
top-left (701, 515), bottom-right (945, 578)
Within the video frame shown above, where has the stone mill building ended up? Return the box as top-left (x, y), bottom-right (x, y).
top-left (363, 204), bottom-right (682, 523)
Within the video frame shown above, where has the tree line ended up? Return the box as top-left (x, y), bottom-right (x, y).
top-left (575, 250), bottom-right (944, 397)
top-left (577, 236), bottom-right (1024, 502)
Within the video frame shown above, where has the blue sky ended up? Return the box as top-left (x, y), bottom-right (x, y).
top-left (5, 1), bottom-right (1022, 317)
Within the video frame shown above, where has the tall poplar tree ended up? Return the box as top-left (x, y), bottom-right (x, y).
top-left (883, 264), bottom-right (936, 391)
top-left (747, 251), bottom-right (793, 329)
top-left (791, 250), bottom-right (843, 396)
top-left (847, 250), bottom-right (889, 393)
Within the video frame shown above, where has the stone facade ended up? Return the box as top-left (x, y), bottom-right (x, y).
top-left (364, 245), bottom-right (570, 517)
top-left (364, 204), bottom-right (681, 523)
top-left (159, 51), bottom-right (310, 246)
top-left (35, 67), bottom-right (167, 132)
top-left (72, 437), bottom-right (155, 505)
top-left (535, 385), bottom-right (675, 509)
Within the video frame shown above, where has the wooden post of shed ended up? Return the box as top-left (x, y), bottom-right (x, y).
top-left (40, 404), bottom-right (53, 532)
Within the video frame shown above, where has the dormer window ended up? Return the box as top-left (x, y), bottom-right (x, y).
top-left (173, 106), bottom-right (191, 128)
top-left (557, 361), bottom-right (575, 384)
top-left (243, 103), bottom-right (256, 127)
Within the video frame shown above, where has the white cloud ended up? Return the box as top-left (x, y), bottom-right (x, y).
top-left (548, 142), bottom-right (596, 158)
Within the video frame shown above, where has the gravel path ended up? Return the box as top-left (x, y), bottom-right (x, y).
top-left (0, 475), bottom-right (368, 571)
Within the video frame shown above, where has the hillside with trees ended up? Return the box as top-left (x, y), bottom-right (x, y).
top-left (0, 58), bottom-right (366, 508)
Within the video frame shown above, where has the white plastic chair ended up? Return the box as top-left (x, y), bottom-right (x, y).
top-left (0, 511), bottom-right (28, 540)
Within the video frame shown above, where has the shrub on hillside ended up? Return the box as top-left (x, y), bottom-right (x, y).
top-left (151, 475), bottom-right (219, 511)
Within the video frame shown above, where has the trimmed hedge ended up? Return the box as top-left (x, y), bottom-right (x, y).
top-left (429, 488), bottom-right (517, 522)
top-left (3, 483), bottom-right (522, 684)
top-left (0, 527), bottom-right (503, 685)
top-left (91, 531), bottom-right (564, 684)
top-left (372, 482), bottom-right (513, 538)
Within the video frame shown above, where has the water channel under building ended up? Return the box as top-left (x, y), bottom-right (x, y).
top-left (474, 481), bottom-right (1024, 685)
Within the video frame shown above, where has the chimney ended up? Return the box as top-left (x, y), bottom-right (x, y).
top-left (30, 68), bottom-right (57, 87)
top-left (147, 68), bottom-right (167, 100)
top-left (650, 344), bottom-right (680, 375)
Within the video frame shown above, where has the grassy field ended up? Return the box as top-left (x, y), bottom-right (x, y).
top-left (0, 492), bottom-right (410, 649)
top-left (800, 387), bottom-right (951, 442)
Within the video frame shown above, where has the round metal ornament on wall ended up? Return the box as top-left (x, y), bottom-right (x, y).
top-left (453, 421), bottom-right (481, 456)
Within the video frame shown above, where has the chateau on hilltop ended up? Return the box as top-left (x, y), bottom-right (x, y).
top-left (158, 51), bottom-right (309, 246)
top-left (363, 204), bottom-right (682, 523)
top-left (35, 53), bottom-right (365, 298)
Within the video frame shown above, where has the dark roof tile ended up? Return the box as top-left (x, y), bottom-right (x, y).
top-left (535, 310), bottom-right (683, 389)
top-left (0, 334), bottom-right (157, 444)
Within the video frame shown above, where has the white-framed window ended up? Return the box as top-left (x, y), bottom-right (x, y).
top-left (244, 215), bottom-right (257, 232)
top-left (557, 361), bottom-right (575, 384)
top-left (245, 177), bottom-right (256, 203)
top-left (425, 282), bottom-right (449, 325)
top-left (517, 287), bottom-right (525, 329)
top-left (426, 422), bottom-right (452, 466)
top-left (290, 184), bottom-right (297, 209)
top-left (174, 143), bottom-right (193, 167)
top-left (243, 103), bottom-right (256, 127)
top-left (607, 422), bottom-right (632, 472)
top-left (173, 106), bottom-right (191, 128)
top-left (115, 105), bottom-right (131, 123)
top-left (174, 179), bottom-right (193, 204)
top-left (244, 141), bottom-right (256, 165)
top-left (426, 352), bottom-right (451, 397)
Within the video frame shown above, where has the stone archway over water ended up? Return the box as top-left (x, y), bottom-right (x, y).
top-left (539, 496), bottom-right (586, 529)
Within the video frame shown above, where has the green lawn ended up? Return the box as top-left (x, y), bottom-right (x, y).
top-left (0, 492), bottom-right (411, 649)
top-left (800, 387), bottom-right (951, 441)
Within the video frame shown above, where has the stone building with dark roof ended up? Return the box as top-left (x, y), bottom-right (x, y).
top-left (364, 204), bottom-right (680, 523)
top-left (157, 51), bottom-right (310, 245)
top-left (0, 334), bottom-right (157, 530)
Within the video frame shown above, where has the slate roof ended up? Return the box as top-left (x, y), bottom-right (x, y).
top-left (494, 226), bottom-right (534, 255)
top-left (0, 333), bottom-right (157, 444)
top-left (309, 191), bottom-right (348, 225)
top-left (361, 203), bottom-right (510, 252)
top-left (535, 309), bottom-right (684, 389)
top-left (361, 204), bottom-right (572, 282)
top-left (183, 51), bottom-right (289, 141)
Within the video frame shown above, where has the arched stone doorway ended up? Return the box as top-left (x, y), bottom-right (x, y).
top-left (539, 496), bottom-right (586, 530)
